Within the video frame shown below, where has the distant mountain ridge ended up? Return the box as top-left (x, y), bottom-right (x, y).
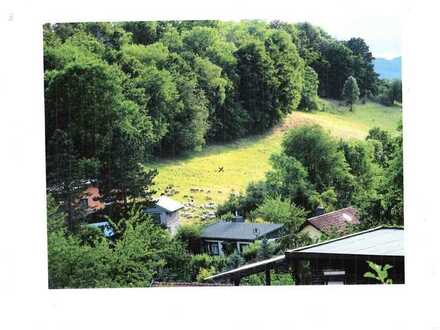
top-left (373, 57), bottom-right (401, 80)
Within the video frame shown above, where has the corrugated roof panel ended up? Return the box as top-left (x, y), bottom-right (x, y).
top-left (293, 228), bottom-right (404, 256)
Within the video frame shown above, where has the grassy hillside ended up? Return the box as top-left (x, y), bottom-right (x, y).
top-left (145, 100), bottom-right (402, 223)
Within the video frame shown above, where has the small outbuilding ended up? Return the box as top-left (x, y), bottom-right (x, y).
top-left (144, 195), bottom-right (184, 234)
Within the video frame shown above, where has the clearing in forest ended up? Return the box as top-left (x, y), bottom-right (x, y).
top-left (145, 100), bottom-right (402, 223)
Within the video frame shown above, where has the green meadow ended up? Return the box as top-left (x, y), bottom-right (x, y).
top-left (146, 100), bottom-right (402, 223)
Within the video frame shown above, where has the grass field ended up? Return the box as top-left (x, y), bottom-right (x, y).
top-left (145, 100), bottom-right (402, 223)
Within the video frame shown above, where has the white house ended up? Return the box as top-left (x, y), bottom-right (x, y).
top-left (145, 195), bottom-right (184, 234)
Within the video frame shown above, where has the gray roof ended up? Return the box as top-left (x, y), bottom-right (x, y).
top-left (201, 221), bottom-right (284, 241)
top-left (288, 226), bottom-right (404, 257)
top-left (155, 196), bottom-right (183, 212)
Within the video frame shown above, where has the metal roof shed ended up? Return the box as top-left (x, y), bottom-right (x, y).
top-left (286, 226), bottom-right (405, 285)
top-left (204, 226), bottom-right (405, 285)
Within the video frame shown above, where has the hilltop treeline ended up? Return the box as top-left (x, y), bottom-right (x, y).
top-left (44, 21), bottom-right (380, 180)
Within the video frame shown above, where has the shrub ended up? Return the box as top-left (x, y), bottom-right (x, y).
top-left (189, 254), bottom-right (227, 281)
top-left (175, 223), bottom-right (202, 254)
top-left (216, 181), bottom-right (268, 218)
top-left (196, 267), bottom-right (216, 282)
top-left (363, 260), bottom-right (393, 284)
top-left (241, 274), bottom-right (265, 285)
top-left (242, 241), bottom-right (261, 261)
top-left (240, 271), bottom-right (294, 286)
top-left (272, 272), bottom-right (294, 285)
top-left (226, 250), bottom-right (245, 270)
top-left (221, 241), bottom-right (237, 256)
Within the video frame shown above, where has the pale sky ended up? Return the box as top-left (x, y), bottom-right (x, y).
top-left (5, 0), bottom-right (402, 60)
top-left (313, 15), bottom-right (402, 59)
top-left (226, 1), bottom-right (404, 60)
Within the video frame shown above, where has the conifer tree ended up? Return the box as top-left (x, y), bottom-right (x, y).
top-left (342, 76), bottom-right (360, 111)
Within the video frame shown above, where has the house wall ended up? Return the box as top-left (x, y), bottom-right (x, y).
top-left (308, 255), bottom-right (405, 285)
top-left (163, 211), bottom-right (180, 235)
top-left (204, 240), bottom-right (224, 256)
top-left (144, 206), bottom-right (180, 234)
top-left (203, 239), bottom-right (253, 256)
top-left (300, 225), bottom-right (323, 240)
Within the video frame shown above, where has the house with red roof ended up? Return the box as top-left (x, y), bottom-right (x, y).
top-left (78, 184), bottom-right (106, 215)
top-left (300, 207), bottom-right (360, 240)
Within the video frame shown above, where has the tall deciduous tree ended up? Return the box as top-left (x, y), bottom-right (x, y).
top-left (45, 58), bottom-right (124, 160)
top-left (316, 40), bottom-right (354, 99)
top-left (99, 123), bottom-right (158, 216)
top-left (281, 125), bottom-right (354, 198)
top-left (265, 154), bottom-right (314, 209)
top-left (251, 196), bottom-right (309, 250)
top-left (299, 66), bottom-right (320, 111)
top-left (265, 30), bottom-right (304, 114)
top-left (345, 37), bottom-right (379, 96)
top-left (366, 127), bottom-right (396, 167)
top-left (381, 131), bottom-right (403, 225)
top-left (235, 41), bottom-right (279, 133)
top-left (391, 79), bottom-right (402, 103)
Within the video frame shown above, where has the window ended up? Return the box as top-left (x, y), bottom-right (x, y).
top-left (208, 242), bottom-right (220, 255)
top-left (150, 213), bottom-right (162, 225)
top-left (323, 270), bottom-right (345, 285)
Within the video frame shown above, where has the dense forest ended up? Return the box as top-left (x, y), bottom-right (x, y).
top-left (44, 20), bottom-right (393, 186)
top-left (44, 20), bottom-right (403, 288)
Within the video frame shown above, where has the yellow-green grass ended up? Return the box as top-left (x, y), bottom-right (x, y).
top-left (145, 100), bottom-right (402, 223)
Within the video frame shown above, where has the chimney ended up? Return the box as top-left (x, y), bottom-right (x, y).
top-left (314, 206), bottom-right (325, 217)
top-left (232, 210), bottom-right (245, 222)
